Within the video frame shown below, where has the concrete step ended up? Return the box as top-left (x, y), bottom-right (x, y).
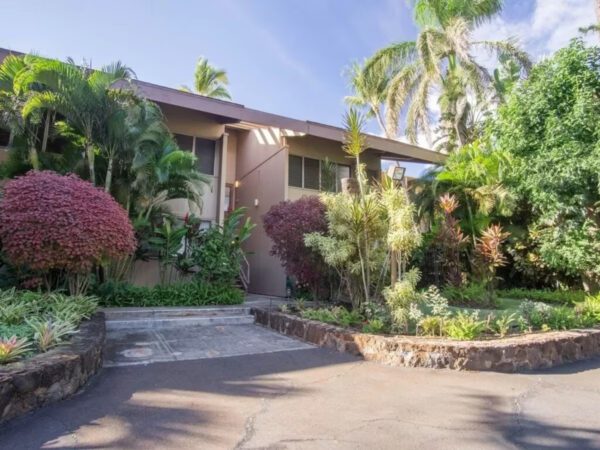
top-left (103, 306), bottom-right (254, 330)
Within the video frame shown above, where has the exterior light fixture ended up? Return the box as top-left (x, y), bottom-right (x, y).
top-left (386, 165), bottom-right (406, 182)
top-left (234, 180), bottom-right (240, 188)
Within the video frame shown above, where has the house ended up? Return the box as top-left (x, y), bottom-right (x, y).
top-left (0, 48), bottom-right (445, 297)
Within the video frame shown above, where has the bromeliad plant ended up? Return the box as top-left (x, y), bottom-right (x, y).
top-left (0, 336), bottom-right (31, 364)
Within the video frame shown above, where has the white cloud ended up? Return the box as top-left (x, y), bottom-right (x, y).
top-left (475, 0), bottom-right (598, 63)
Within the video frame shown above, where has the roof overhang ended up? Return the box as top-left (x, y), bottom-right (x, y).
top-left (132, 80), bottom-right (446, 165)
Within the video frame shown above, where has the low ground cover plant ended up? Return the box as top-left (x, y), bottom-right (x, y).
top-left (498, 288), bottom-right (585, 305)
top-left (0, 289), bottom-right (98, 364)
top-left (95, 280), bottom-right (244, 307)
top-left (286, 288), bottom-right (600, 341)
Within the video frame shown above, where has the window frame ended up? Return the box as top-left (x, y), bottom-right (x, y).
top-left (288, 154), bottom-right (354, 193)
top-left (174, 133), bottom-right (217, 176)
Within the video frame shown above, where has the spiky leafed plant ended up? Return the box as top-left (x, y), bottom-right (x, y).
top-left (0, 336), bottom-right (31, 364)
top-left (344, 61), bottom-right (390, 136)
top-left (21, 57), bottom-right (135, 185)
top-left (181, 57), bottom-right (231, 100)
top-left (437, 193), bottom-right (468, 287)
top-left (365, 0), bottom-right (530, 150)
top-left (473, 223), bottom-right (509, 300)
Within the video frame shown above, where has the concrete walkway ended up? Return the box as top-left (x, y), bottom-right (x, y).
top-left (2, 344), bottom-right (600, 449)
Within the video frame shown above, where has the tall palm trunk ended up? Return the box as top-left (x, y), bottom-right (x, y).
top-left (105, 154), bottom-right (114, 193)
top-left (86, 142), bottom-right (96, 185)
top-left (41, 110), bottom-right (52, 153)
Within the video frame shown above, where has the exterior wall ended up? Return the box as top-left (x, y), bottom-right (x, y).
top-left (234, 127), bottom-right (287, 297)
top-left (286, 136), bottom-right (380, 201)
top-left (130, 105), bottom-right (229, 287)
top-left (159, 103), bottom-right (225, 222)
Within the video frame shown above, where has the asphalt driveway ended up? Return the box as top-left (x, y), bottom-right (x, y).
top-left (1, 328), bottom-right (600, 449)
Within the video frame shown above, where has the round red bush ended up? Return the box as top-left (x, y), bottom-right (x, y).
top-left (263, 196), bottom-right (328, 292)
top-left (0, 171), bottom-right (136, 274)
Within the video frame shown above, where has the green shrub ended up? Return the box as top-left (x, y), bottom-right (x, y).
top-left (546, 307), bottom-right (578, 331)
top-left (362, 319), bottom-right (387, 334)
top-left (332, 307), bottom-right (363, 327)
top-left (498, 288), bottom-right (585, 305)
top-left (493, 313), bottom-right (517, 337)
top-left (301, 308), bottom-right (338, 324)
top-left (442, 283), bottom-right (493, 307)
top-left (95, 281), bottom-right (244, 307)
top-left (446, 312), bottom-right (486, 340)
top-left (419, 315), bottom-right (446, 337)
top-left (575, 295), bottom-right (600, 327)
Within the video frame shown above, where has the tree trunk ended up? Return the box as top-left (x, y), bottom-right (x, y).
top-left (7, 131), bottom-right (14, 148)
top-left (86, 142), bottom-right (96, 185)
top-left (105, 154), bottom-right (114, 193)
top-left (41, 110), bottom-right (51, 153)
top-left (29, 145), bottom-right (40, 170)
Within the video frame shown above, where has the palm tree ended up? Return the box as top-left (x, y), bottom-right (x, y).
top-left (344, 61), bottom-right (390, 136)
top-left (365, 0), bottom-right (530, 150)
top-left (180, 57), bottom-right (231, 100)
top-left (130, 133), bottom-right (210, 218)
top-left (22, 58), bottom-right (134, 185)
top-left (0, 55), bottom-right (44, 169)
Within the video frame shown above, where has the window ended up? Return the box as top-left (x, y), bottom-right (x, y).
top-left (303, 157), bottom-right (320, 190)
top-left (288, 155), bottom-right (353, 193)
top-left (195, 138), bottom-right (216, 175)
top-left (288, 155), bottom-right (303, 188)
top-left (336, 164), bottom-right (351, 191)
top-left (173, 134), bottom-right (216, 175)
top-left (174, 133), bottom-right (193, 151)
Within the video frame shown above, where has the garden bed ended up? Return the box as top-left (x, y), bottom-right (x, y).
top-left (252, 308), bottom-right (600, 372)
top-left (0, 313), bottom-right (105, 423)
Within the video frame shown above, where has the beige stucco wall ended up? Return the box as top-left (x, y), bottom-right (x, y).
top-left (235, 127), bottom-right (287, 297)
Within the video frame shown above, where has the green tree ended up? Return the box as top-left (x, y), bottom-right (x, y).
top-left (0, 55), bottom-right (44, 169)
top-left (365, 0), bottom-right (530, 150)
top-left (181, 57), bottom-right (231, 100)
top-left (22, 58), bottom-right (134, 185)
top-left (493, 39), bottom-right (600, 290)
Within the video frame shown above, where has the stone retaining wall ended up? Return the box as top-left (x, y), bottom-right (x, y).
top-left (0, 313), bottom-right (105, 423)
top-left (252, 308), bottom-right (600, 372)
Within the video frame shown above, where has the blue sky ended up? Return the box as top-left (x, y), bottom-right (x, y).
top-left (1, 0), bottom-right (596, 174)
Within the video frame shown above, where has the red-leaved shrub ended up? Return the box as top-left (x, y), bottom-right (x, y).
top-left (0, 171), bottom-right (136, 281)
top-left (263, 196), bottom-right (328, 297)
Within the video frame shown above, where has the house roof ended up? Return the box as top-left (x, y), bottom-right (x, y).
top-left (133, 80), bottom-right (445, 164)
top-left (0, 46), bottom-right (445, 164)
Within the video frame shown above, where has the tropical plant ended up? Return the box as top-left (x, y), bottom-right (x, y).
top-left (0, 336), bottom-right (31, 364)
top-left (446, 311), bottom-right (486, 340)
top-left (365, 0), bottom-right (530, 149)
top-left (181, 57), bottom-right (231, 99)
top-left (130, 133), bottom-right (210, 217)
top-left (21, 57), bottom-right (135, 185)
top-left (263, 196), bottom-right (330, 299)
top-left (148, 215), bottom-right (188, 285)
top-left (26, 318), bottom-right (77, 352)
top-left (493, 312), bottom-right (516, 337)
top-left (180, 208), bottom-right (254, 286)
top-left (362, 318), bottom-right (388, 334)
top-left (472, 224), bottom-right (509, 301)
top-left (383, 268), bottom-right (423, 332)
top-left (435, 193), bottom-right (468, 286)
top-left (435, 141), bottom-right (515, 243)
top-left (0, 171), bottom-right (136, 294)
top-left (0, 54), bottom-right (46, 169)
top-left (492, 40), bottom-right (600, 290)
